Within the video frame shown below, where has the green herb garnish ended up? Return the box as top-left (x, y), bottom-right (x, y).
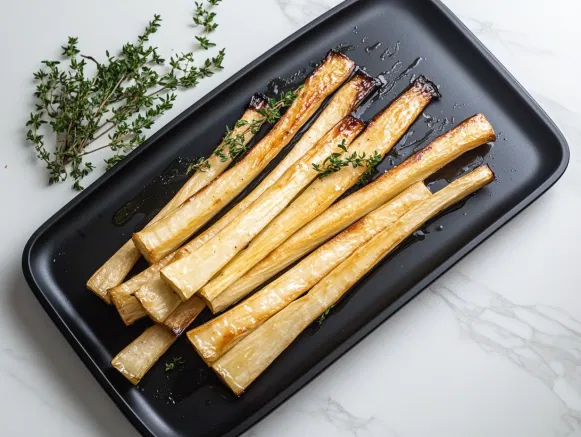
top-left (193, 1), bottom-right (220, 32)
top-left (26, 2), bottom-right (225, 190)
top-left (312, 141), bottom-right (382, 185)
top-left (357, 150), bottom-right (382, 185)
top-left (196, 36), bottom-right (216, 50)
top-left (213, 88), bottom-right (300, 162)
top-left (187, 156), bottom-right (212, 175)
top-left (165, 356), bottom-right (186, 372)
top-left (317, 305), bottom-right (335, 325)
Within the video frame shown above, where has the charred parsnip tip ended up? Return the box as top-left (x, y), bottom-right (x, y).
top-left (164, 296), bottom-right (206, 336)
top-left (111, 324), bottom-right (176, 385)
top-left (214, 113), bottom-right (496, 308)
top-left (161, 116), bottom-right (366, 301)
top-left (132, 51), bottom-right (356, 263)
top-left (86, 95), bottom-right (269, 303)
top-left (119, 70), bottom-right (377, 323)
top-left (212, 165), bottom-right (495, 395)
top-left (189, 183), bottom-right (431, 362)
top-left (200, 76), bottom-right (440, 305)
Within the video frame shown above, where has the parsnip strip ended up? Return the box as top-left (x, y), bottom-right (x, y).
top-left (199, 76), bottom-right (440, 305)
top-left (189, 183), bottom-right (430, 363)
top-left (111, 294), bottom-right (148, 326)
top-left (164, 296), bottom-right (206, 336)
top-left (212, 165), bottom-right (495, 395)
top-left (133, 52), bottom-right (356, 263)
top-left (109, 253), bottom-right (175, 307)
top-left (133, 274), bottom-right (182, 323)
top-left (211, 113), bottom-right (496, 311)
top-left (161, 117), bottom-right (365, 301)
top-left (111, 324), bottom-right (176, 385)
top-left (114, 71), bottom-right (377, 323)
top-left (86, 95), bottom-right (268, 303)
top-left (111, 297), bottom-right (206, 384)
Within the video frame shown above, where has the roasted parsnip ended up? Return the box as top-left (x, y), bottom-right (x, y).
top-left (199, 76), bottom-right (440, 305)
top-left (134, 275), bottom-right (182, 324)
top-left (211, 114), bottom-right (496, 310)
top-left (110, 258), bottom-right (171, 325)
top-left (133, 52), bottom-right (356, 263)
top-left (161, 116), bottom-right (365, 301)
top-left (110, 293), bottom-right (148, 326)
top-left (189, 183), bottom-right (431, 363)
top-left (86, 95), bottom-right (269, 303)
top-left (212, 165), bottom-right (495, 395)
top-left (111, 297), bottom-right (206, 384)
top-left (163, 296), bottom-right (206, 336)
top-left (111, 324), bottom-right (176, 385)
top-left (110, 71), bottom-right (378, 324)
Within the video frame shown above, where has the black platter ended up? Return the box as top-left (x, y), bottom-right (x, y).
top-left (22, 1), bottom-right (569, 436)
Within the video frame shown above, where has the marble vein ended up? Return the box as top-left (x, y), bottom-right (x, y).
top-left (431, 272), bottom-right (581, 436)
top-left (460, 16), bottom-right (555, 56)
top-left (275, 0), bottom-right (342, 26)
top-left (308, 396), bottom-right (400, 437)
top-left (311, 397), bottom-right (375, 437)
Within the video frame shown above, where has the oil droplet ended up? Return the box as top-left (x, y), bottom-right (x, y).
top-left (397, 130), bottom-right (415, 148)
top-left (112, 157), bottom-right (195, 227)
top-left (414, 230), bottom-right (426, 240)
top-left (333, 42), bottom-right (356, 54)
top-left (362, 36), bottom-right (369, 43)
top-left (378, 57), bottom-right (424, 98)
top-left (352, 26), bottom-right (359, 34)
top-left (365, 42), bottom-right (383, 53)
top-left (267, 69), bottom-right (308, 95)
top-left (436, 225), bottom-right (444, 232)
top-left (380, 41), bottom-right (401, 61)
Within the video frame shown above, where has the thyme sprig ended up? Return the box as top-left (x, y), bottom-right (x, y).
top-left (187, 156), bottom-right (212, 174)
top-left (312, 140), bottom-right (382, 185)
top-left (165, 356), bottom-right (186, 372)
top-left (213, 89), bottom-right (300, 163)
top-left (26, 3), bottom-right (225, 190)
top-left (317, 305), bottom-right (335, 325)
top-left (193, 1), bottom-right (221, 32)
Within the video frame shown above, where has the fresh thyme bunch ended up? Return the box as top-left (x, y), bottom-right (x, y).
top-left (26, 2), bottom-right (225, 190)
top-left (313, 140), bottom-right (382, 185)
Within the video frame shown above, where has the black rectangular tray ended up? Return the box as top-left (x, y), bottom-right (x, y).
top-left (22, 0), bottom-right (569, 436)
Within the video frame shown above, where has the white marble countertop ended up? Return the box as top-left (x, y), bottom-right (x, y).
top-left (1, 0), bottom-right (580, 436)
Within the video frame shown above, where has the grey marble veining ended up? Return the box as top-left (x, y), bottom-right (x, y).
top-left (432, 273), bottom-right (581, 436)
top-left (275, 0), bottom-right (342, 26)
